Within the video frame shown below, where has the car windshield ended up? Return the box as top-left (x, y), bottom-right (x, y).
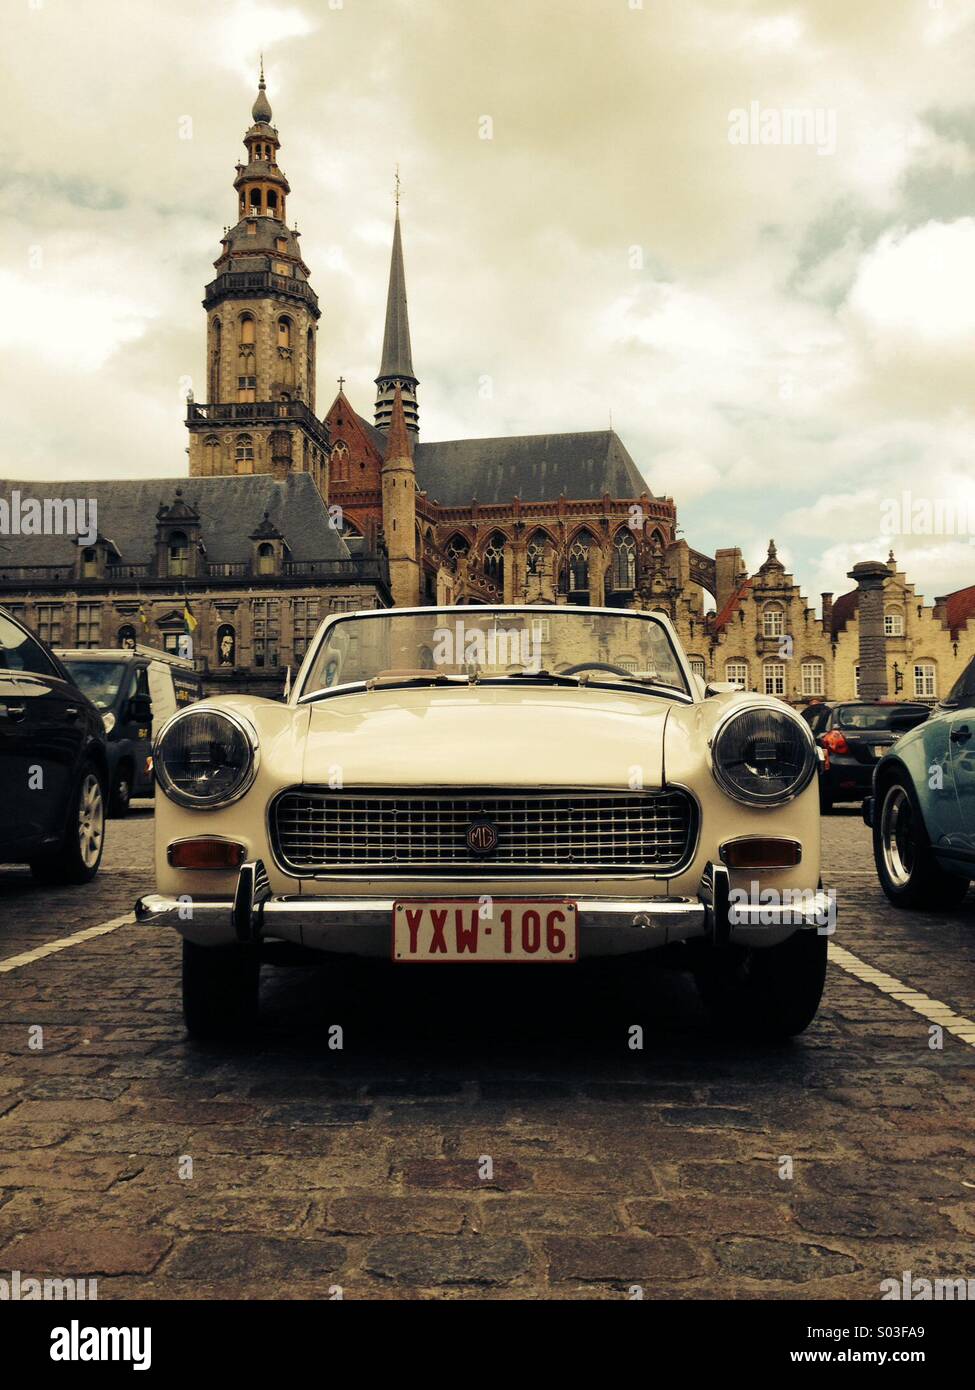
top-left (63, 660), bottom-right (126, 711)
top-left (300, 609), bottom-right (688, 697)
top-left (836, 704), bottom-right (928, 733)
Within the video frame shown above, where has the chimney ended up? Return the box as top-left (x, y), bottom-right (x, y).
top-left (821, 592), bottom-right (833, 634)
top-left (848, 561), bottom-right (889, 700)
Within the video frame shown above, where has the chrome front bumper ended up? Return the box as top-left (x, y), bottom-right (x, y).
top-left (135, 860), bottom-right (834, 957)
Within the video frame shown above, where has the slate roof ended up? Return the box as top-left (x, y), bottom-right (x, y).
top-left (0, 473), bottom-right (350, 569)
top-left (350, 421), bottom-right (653, 506)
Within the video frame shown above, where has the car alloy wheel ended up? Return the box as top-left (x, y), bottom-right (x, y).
top-left (880, 783), bottom-right (915, 889)
top-left (78, 773), bottom-right (105, 870)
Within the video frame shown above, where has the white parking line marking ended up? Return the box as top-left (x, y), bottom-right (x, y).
top-left (0, 914), bottom-right (134, 975)
top-left (829, 942), bottom-right (975, 1048)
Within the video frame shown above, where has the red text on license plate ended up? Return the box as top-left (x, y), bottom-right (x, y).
top-left (393, 900), bottom-right (577, 963)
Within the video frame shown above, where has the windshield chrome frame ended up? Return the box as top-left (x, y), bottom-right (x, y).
top-left (294, 604), bottom-right (694, 706)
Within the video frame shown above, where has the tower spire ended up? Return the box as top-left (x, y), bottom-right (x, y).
top-left (375, 178), bottom-right (419, 436)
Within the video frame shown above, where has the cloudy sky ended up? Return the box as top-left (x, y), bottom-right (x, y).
top-left (4, 0), bottom-right (975, 609)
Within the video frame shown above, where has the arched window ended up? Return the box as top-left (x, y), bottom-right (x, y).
top-left (483, 532), bottom-right (507, 588)
top-left (235, 434), bottom-right (254, 472)
top-left (800, 660), bottom-right (825, 697)
top-left (239, 314), bottom-right (256, 346)
top-left (612, 530), bottom-right (637, 590)
top-left (762, 603), bottom-right (785, 638)
top-left (267, 189), bottom-right (278, 212)
top-left (330, 441), bottom-right (348, 481)
top-left (117, 624), bottom-right (137, 650)
top-left (568, 531), bottom-right (594, 597)
top-left (446, 534), bottom-right (470, 571)
top-left (257, 543), bottom-right (275, 576)
top-left (202, 434), bottom-right (220, 474)
top-left (209, 318), bottom-right (221, 401)
top-left (277, 316), bottom-right (292, 350)
top-left (168, 531), bottom-right (189, 578)
top-left (249, 188), bottom-right (261, 211)
top-left (526, 529), bottom-right (550, 576)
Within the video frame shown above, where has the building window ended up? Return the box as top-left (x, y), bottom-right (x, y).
top-left (762, 605), bottom-right (785, 638)
top-left (118, 624), bottom-right (137, 650)
top-left (202, 434), bottom-right (220, 472)
top-left (725, 661), bottom-right (748, 689)
top-left (162, 633), bottom-right (182, 655)
top-left (800, 660), bottom-right (825, 697)
top-left (612, 531), bottom-right (637, 591)
top-left (568, 531), bottom-right (593, 599)
top-left (483, 532), bottom-right (507, 589)
top-left (293, 598), bottom-right (320, 661)
top-left (914, 662), bottom-right (937, 698)
top-left (330, 441), bottom-right (348, 481)
top-left (256, 542), bottom-right (275, 576)
top-left (526, 530), bottom-right (550, 576)
top-left (35, 605), bottom-right (63, 647)
top-left (237, 375), bottom-right (257, 404)
top-left (277, 316), bottom-right (292, 350)
top-left (252, 599), bottom-right (280, 668)
top-left (168, 531), bottom-right (189, 578)
top-left (885, 610), bottom-right (904, 637)
top-left (235, 434), bottom-right (254, 472)
top-left (689, 656), bottom-right (707, 682)
top-left (75, 603), bottom-right (102, 648)
top-left (81, 548), bottom-right (98, 579)
top-left (763, 662), bottom-right (786, 696)
top-left (239, 314), bottom-right (256, 346)
top-left (446, 534), bottom-right (470, 570)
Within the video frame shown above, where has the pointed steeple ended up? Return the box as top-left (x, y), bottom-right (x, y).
top-left (384, 383), bottom-right (413, 465)
top-left (375, 186), bottom-right (419, 436)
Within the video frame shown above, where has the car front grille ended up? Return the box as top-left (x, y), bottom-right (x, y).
top-left (270, 788), bottom-right (697, 875)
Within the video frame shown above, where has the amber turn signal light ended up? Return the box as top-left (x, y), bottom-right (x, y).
top-left (167, 839), bottom-right (246, 870)
top-left (719, 838), bottom-right (802, 869)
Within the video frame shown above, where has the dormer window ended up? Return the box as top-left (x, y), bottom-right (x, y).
top-left (168, 531), bottom-right (189, 578)
top-left (81, 548), bottom-right (98, 579)
top-left (257, 542), bottom-right (276, 576)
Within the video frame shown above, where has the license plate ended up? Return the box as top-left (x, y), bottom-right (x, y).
top-left (393, 899), bottom-right (578, 963)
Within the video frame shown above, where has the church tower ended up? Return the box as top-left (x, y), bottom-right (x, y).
top-left (187, 65), bottom-right (330, 494)
top-left (381, 385), bottom-right (420, 606)
top-left (374, 190), bottom-right (419, 436)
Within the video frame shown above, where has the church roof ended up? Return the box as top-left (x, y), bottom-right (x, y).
top-left (377, 211), bottom-right (416, 382)
top-left (411, 429), bottom-right (653, 506)
top-left (0, 474), bottom-right (350, 571)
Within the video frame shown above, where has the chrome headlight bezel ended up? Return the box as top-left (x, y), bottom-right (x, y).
top-left (710, 700), bottom-right (817, 808)
top-left (153, 707), bottom-right (260, 810)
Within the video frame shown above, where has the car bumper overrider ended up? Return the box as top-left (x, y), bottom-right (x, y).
top-left (135, 859), bottom-right (833, 957)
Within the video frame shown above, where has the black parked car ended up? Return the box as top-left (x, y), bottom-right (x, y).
top-left (0, 606), bottom-right (109, 882)
top-left (801, 699), bottom-right (931, 812)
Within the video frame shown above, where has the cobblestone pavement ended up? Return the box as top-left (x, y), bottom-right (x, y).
top-left (0, 807), bottom-right (973, 1300)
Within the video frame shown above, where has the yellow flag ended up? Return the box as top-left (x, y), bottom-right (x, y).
top-left (183, 604), bottom-right (198, 633)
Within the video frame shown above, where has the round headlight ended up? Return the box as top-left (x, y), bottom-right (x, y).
top-left (711, 704), bottom-right (816, 807)
top-left (154, 709), bottom-right (258, 809)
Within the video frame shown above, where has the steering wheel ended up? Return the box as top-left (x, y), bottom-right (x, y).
top-left (562, 661), bottom-right (634, 678)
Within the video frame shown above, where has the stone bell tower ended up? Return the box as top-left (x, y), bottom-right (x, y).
top-left (186, 63), bottom-right (330, 494)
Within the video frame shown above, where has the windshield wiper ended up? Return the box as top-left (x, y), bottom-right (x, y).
top-left (485, 669), bottom-right (584, 687)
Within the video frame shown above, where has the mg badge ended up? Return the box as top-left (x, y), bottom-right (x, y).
top-left (466, 816), bottom-right (499, 857)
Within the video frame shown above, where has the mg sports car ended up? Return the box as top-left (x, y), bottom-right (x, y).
top-left (136, 605), bottom-right (832, 1041)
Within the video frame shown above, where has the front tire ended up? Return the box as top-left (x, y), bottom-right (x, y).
top-left (30, 764), bottom-right (106, 885)
top-left (695, 929), bottom-right (827, 1040)
top-left (182, 940), bottom-right (260, 1040)
top-left (873, 774), bottom-right (969, 909)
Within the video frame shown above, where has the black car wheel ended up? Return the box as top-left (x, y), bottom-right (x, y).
top-left (182, 940), bottom-right (261, 1040)
top-left (695, 929), bottom-right (827, 1040)
top-left (873, 774), bottom-right (969, 909)
top-left (30, 763), bottom-right (107, 885)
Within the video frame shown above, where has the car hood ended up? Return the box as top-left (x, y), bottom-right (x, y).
top-left (302, 685), bottom-right (673, 788)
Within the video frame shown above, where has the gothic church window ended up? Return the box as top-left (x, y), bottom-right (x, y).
top-left (612, 530), bottom-right (637, 590)
top-left (484, 532), bottom-right (507, 589)
top-left (568, 531), bottom-right (594, 597)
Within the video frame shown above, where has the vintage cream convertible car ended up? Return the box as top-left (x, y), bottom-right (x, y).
top-left (136, 605), bottom-right (831, 1040)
